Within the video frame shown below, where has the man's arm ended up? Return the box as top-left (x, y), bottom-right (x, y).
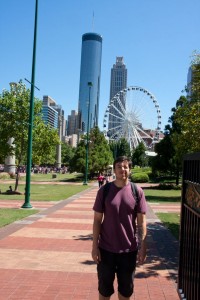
top-left (91, 211), bottom-right (103, 264)
top-left (137, 212), bottom-right (147, 264)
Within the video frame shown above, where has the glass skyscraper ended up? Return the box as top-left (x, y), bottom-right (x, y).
top-left (78, 33), bottom-right (103, 132)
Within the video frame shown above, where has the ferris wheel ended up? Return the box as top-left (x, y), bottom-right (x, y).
top-left (103, 86), bottom-right (162, 149)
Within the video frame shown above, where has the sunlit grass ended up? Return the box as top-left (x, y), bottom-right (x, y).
top-left (144, 189), bottom-right (181, 203)
top-left (0, 208), bottom-right (39, 228)
top-left (157, 212), bottom-right (180, 239)
top-left (0, 184), bottom-right (90, 201)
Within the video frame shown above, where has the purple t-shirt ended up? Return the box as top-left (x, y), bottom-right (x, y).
top-left (93, 182), bottom-right (147, 253)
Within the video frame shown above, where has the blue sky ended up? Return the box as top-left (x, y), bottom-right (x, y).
top-left (1, 0), bottom-right (200, 131)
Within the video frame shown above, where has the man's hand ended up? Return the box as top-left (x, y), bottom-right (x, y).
top-left (92, 211), bottom-right (103, 264)
top-left (137, 213), bottom-right (147, 265)
top-left (91, 247), bottom-right (101, 264)
top-left (137, 243), bottom-right (147, 264)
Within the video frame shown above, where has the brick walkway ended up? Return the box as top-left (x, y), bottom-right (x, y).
top-left (0, 185), bottom-right (180, 300)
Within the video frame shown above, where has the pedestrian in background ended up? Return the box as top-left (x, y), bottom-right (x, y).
top-left (97, 173), bottom-right (104, 188)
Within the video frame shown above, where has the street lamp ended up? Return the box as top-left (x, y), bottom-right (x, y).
top-left (22, 0), bottom-right (38, 208)
top-left (83, 82), bottom-right (93, 185)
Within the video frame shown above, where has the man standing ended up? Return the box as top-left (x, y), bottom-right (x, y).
top-left (92, 156), bottom-right (147, 300)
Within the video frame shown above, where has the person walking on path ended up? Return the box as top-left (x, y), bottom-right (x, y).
top-left (97, 173), bottom-right (105, 188)
top-left (92, 156), bottom-right (147, 300)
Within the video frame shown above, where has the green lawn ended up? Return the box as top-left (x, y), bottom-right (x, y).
top-left (0, 183), bottom-right (90, 201)
top-left (0, 172), bottom-right (84, 182)
top-left (144, 189), bottom-right (181, 203)
top-left (0, 183), bottom-right (91, 228)
top-left (157, 212), bottom-right (180, 239)
top-left (144, 188), bottom-right (181, 240)
top-left (0, 208), bottom-right (39, 227)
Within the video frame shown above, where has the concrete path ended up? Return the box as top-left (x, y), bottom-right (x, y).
top-left (0, 185), bottom-right (180, 299)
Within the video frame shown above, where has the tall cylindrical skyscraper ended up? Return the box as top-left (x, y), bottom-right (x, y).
top-left (78, 33), bottom-right (102, 132)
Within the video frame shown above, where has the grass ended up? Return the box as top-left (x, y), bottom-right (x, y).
top-left (144, 189), bottom-right (181, 203)
top-left (156, 212), bottom-right (180, 239)
top-left (0, 172), bottom-right (84, 182)
top-left (144, 188), bottom-right (181, 240)
top-left (0, 181), bottom-right (91, 228)
top-left (0, 208), bottom-right (39, 228)
top-left (0, 183), bottom-right (90, 201)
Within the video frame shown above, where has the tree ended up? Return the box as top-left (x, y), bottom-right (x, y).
top-left (69, 127), bottom-right (113, 176)
top-left (0, 80), bottom-right (60, 190)
top-left (151, 134), bottom-right (175, 175)
top-left (110, 138), bottom-right (131, 159)
top-left (32, 122), bottom-right (60, 165)
top-left (61, 143), bottom-right (75, 166)
top-left (68, 139), bottom-right (86, 173)
top-left (187, 50), bottom-right (200, 102)
top-left (89, 127), bottom-right (113, 176)
top-left (132, 142), bottom-right (148, 167)
top-left (151, 96), bottom-right (186, 184)
top-left (173, 101), bottom-right (200, 154)
top-left (150, 51), bottom-right (200, 184)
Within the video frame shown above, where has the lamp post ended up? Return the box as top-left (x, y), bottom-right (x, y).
top-left (22, 0), bottom-right (38, 208)
top-left (83, 82), bottom-right (92, 185)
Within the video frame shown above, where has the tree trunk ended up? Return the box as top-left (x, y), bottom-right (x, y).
top-left (15, 167), bottom-right (20, 191)
top-left (176, 167), bottom-right (179, 186)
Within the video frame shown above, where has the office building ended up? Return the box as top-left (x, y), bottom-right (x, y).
top-left (42, 96), bottom-right (58, 129)
top-left (110, 57), bottom-right (127, 100)
top-left (42, 96), bottom-right (66, 168)
top-left (78, 32), bottom-right (103, 132)
top-left (109, 57), bottom-right (127, 134)
top-left (67, 110), bottom-right (78, 136)
top-left (42, 96), bottom-right (66, 138)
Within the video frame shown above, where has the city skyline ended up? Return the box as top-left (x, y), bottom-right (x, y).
top-left (1, 0), bottom-right (200, 132)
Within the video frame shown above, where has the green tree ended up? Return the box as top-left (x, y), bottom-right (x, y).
top-left (151, 134), bottom-right (175, 175)
top-left (0, 80), bottom-right (60, 190)
top-left (132, 142), bottom-right (147, 167)
top-left (169, 52), bottom-right (200, 172)
top-left (61, 143), bottom-right (75, 166)
top-left (32, 122), bottom-right (60, 165)
top-left (151, 96), bottom-right (186, 184)
top-left (173, 101), bottom-right (200, 154)
top-left (110, 138), bottom-right (131, 158)
top-left (187, 50), bottom-right (200, 102)
top-left (117, 138), bottom-right (131, 158)
top-left (69, 127), bottom-right (113, 177)
top-left (89, 127), bottom-right (113, 176)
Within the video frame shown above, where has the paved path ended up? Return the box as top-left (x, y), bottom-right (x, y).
top-left (0, 186), bottom-right (180, 299)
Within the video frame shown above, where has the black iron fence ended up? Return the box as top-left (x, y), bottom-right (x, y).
top-left (178, 152), bottom-right (200, 300)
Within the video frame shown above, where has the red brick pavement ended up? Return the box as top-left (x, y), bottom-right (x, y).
top-left (0, 186), bottom-right (180, 299)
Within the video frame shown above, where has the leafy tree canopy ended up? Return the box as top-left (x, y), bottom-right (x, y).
top-left (132, 142), bottom-right (148, 167)
top-left (110, 138), bottom-right (131, 159)
top-left (0, 80), bottom-right (60, 166)
top-left (69, 126), bottom-right (113, 176)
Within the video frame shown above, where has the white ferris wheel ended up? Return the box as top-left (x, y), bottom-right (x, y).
top-left (103, 86), bottom-right (162, 150)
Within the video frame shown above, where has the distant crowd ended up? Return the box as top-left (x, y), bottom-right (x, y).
top-left (0, 164), bottom-right (68, 175)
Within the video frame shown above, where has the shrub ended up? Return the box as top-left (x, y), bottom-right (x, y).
top-left (157, 183), bottom-right (182, 190)
top-left (131, 172), bottom-right (149, 183)
top-left (0, 172), bottom-right (11, 180)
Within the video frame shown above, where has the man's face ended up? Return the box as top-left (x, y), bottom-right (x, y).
top-left (114, 160), bottom-right (130, 180)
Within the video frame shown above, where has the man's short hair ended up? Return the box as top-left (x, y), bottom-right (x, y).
top-left (113, 156), bottom-right (132, 169)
